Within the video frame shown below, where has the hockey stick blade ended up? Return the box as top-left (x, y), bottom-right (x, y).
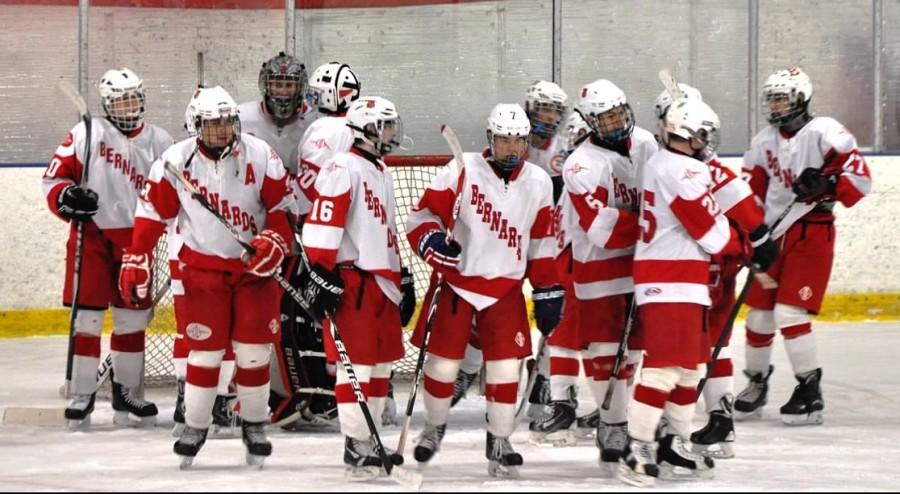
top-left (390, 465), bottom-right (424, 490)
top-left (440, 124), bottom-right (466, 174)
top-left (57, 79), bottom-right (89, 118)
top-left (658, 69), bottom-right (683, 100)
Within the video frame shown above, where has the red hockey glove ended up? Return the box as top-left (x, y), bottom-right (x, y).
top-left (119, 252), bottom-right (151, 307)
top-left (242, 230), bottom-right (287, 277)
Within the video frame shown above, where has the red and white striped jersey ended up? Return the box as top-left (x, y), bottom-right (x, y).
top-left (634, 148), bottom-right (735, 306)
top-left (295, 115), bottom-right (355, 216)
top-left (742, 116), bottom-right (872, 238)
top-left (238, 100), bottom-right (318, 176)
top-left (302, 148), bottom-right (403, 304)
top-left (561, 127), bottom-right (658, 300)
top-left (42, 118), bottom-right (173, 241)
top-left (407, 150), bottom-right (558, 311)
top-left (528, 135), bottom-right (567, 178)
top-left (132, 134), bottom-right (294, 273)
top-left (708, 158), bottom-right (764, 233)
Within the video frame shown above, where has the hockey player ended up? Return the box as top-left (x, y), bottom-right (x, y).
top-left (618, 98), bottom-right (744, 487)
top-left (452, 80), bottom-right (570, 421)
top-left (407, 103), bottom-right (563, 478)
top-left (559, 79), bottom-right (658, 470)
top-left (119, 86), bottom-right (293, 468)
top-left (43, 68), bottom-right (172, 428)
top-left (298, 96), bottom-right (415, 479)
top-left (239, 51), bottom-right (317, 175)
top-left (270, 62), bottom-right (363, 430)
top-left (736, 67), bottom-right (871, 426)
top-left (653, 85), bottom-right (778, 458)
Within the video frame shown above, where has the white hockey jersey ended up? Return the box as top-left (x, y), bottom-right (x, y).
top-left (237, 99), bottom-right (317, 176)
top-left (528, 135), bottom-right (567, 178)
top-left (132, 134), bottom-right (294, 272)
top-left (302, 147), bottom-right (403, 304)
top-left (634, 148), bottom-right (735, 306)
top-left (561, 127), bottom-right (658, 300)
top-left (42, 118), bottom-right (173, 244)
top-left (742, 116), bottom-right (872, 238)
top-left (708, 158), bottom-right (764, 233)
top-left (407, 150), bottom-right (558, 310)
top-left (295, 115), bottom-right (355, 216)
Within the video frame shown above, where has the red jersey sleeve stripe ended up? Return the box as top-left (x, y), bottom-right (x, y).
top-left (670, 193), bottom-right (717, 241)
top-left (605, 210), bottom-right (638, 250)
top-left (724, 195), bottom-right (765, 233)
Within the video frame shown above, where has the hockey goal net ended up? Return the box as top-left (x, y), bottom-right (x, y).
top-left (142, 155), bottom-right (450, 386)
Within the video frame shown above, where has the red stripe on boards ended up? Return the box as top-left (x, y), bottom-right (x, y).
top-left (1, 0), bottom-right (491, 8)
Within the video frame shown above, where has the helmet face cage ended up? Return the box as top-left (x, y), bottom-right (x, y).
top-left (525, 100), bottom-right (566, 138)
top-left (762, 68), bottom-right (813, 127)
top-left (583, 103), bottom-right (635, 144)
top-left (487, 131), bottom-right (528, 172)
top-left (688, 125), bottom-right (720, 162)
top-left (485, 103), bottom-right (530, 172)
top-left (99, 69), bottom-right (145, 132)
top-left (186, 87), bottom-right (241, 159)
top-left (563, 112), bottom-right (591, 154)
top-left (258, 53), bottom-right (308, 122)
top-left (346, 97), bottom-right (403, 156)
top-left (360, 117), bottom-right (403, 155)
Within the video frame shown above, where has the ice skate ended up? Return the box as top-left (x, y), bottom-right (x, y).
top-left (64, 393), bottom-right (95, 430)
top-left (174, 425), bottom-right (208, 469)
top-left (575, 408), bottom-right (600, 438)
top-left (525, 373), bottom-right (551, 421)
top-left (735, 365), bottom-right (773, 421)
top-left (450, 369), bottom-right (479, 407)
top-left (486, 431), bottom-right (523, 478)
top-left (111, 381), bottom-right (157, 427)
top-left (616, 437), bottom-right (659, 487)
top-left (780, 368), bottom-right (824, 426)
top-left (344, 436), bottom-right (384, 480)
top-left (597, 421), bottom-right (628, 475)
top-left (657, 434), bottom-right (714, 481)
top-left (172, 379), bottom-right (185, 437)
top-left (242, 421), bottom-right (272, 469)
top-left (691, 395), bottom-right (735, 459)
top-left (210, 394), bottom-right (241, 438)
top-left (413, 422), bottom-right (446, 464)
top-left (528, 387), bottom-right (577, 446)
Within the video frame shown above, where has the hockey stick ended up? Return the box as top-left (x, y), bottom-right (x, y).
top-left (601, 294), bottom-right (637, 411)
top-left (658, 69), bottom-right (684, 101)
top-left (58, 79), bottom-right (93, 399)
top-left (396, 124), bottom-right (467, 456)
top-left (697, 200), bottom-right (796, 394)
top-left (514, 335), bottom-right (548, 418)
top-left (163, 162), bottom-right (422, 489)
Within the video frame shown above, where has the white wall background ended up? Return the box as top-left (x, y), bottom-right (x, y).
top-left (0, 156), bottom-right (895, 310)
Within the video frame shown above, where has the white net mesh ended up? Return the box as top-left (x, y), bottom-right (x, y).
top-left (141, 156), bottom-right (448, 385)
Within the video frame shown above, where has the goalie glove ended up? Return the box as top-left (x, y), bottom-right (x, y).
top-left (417, 230), bottom-right (462, 273)
top-left (532, 285), bottom-right (565, 337)
top-left (118, 252), bottom-right (151, 308)
top-left (399, 267), bottom-right (416, 326)
top-left (748, 224), bottom-right (779, 272)
top-left (57, 185), bottom-right (99, 222)
top-left (301, 263), bottom-right (344, 320)
top-left (242, 230), bottom-right (287, 277)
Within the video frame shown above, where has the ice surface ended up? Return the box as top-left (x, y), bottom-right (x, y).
top-left (1, 322), bottom-right (899, 491)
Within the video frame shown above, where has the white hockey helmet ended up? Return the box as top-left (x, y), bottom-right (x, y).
top-left (308, 62), bottom-right (360, 114)
top-left (346, 96), bottom-right (403, 156)
top-left (98, 68), bottom-right (145, 132)
top-left (663, 98), bottom-right (721, 162)
top-left (486, 103), bottom-right (530, 172)
top-left (762, 66), bottom-right (813, 127)
top-left (653, 83), bottom-right (703, 121)
top-left (562, 111), bottom-right (591, 154)
top-left (525, 80), bottom-right (568, 137)
top-left (576, 79), bottom-right (634, 144)
top-left (185, 86), bottom-right (241, 160)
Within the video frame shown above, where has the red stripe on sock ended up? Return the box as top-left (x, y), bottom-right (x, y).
top-left (633, 384), bottom-right (669, 409)
top-left (746, 328), bottom-right (775, 348)
top-left (335, 381), bottom-right (370, 403)
top-left (668, 385), bottom-right (698, 406)
top-left (593, 355), bottom-right (615, 380)
top-left (618, 363), bottom-right (636, 380)
top-left (235, 365), bottom-right (269, 387)
top-left (110, 331), bottom-right (145, 352)
top-left (550, 356), bottom-right (580, 376)
top-left (424, 374), bottom-right (454, 399)
top-left (73, 333), bottom-right (101, 358)
top-left (708, 358), bottom-right (733, 378)
top-left (485, 382), bottom-right (518, 404)
top-left (781, 322), bottom-right (812, 340)
top-left (187, 364), bottom-right (220, 388)
top-left (581, 358), bottom-right (593, 378)
top-left (369, 377), bottom-right (390, 398)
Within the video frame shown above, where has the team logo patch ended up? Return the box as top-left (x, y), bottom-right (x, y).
top-left (549, 155), bottom-right (565, 174)
top-left (269, 318), bottom-right (280, 334)
top-left (515, 331), bottom-right (525, 348)
top-left (644, 287), bottom-right (662, 297)
top-left (185, 322), bottom-right (213, 341)
top-left (798, 286), bottom-right (813, 301)
top-left (681, 169), bottom-right (701, 181)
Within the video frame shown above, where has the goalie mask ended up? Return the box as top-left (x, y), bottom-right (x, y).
top-left (185, 86), bottom-right (241, 161)
top-left (762, 66), bottom-right (813, 129)
top-left (663, 98), bottom-right (721, 162)
top-left (576, 79), bottom-right (634, 146)
top-left (258, 52), bottom-right (308, 124)
top-left (525, 80), bottom-right (568, 138)
top-left (486, 103), bottom-right (530, 173)
top-left (346, 96), bottom-right (403, 156)
top-left (98, 68), bottom-right (145, 133)
top-left (308, 62), bottom-right (360, 115)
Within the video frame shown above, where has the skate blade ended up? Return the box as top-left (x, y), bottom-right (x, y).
top-left (781, 410), bottom-right (824, 426)
top-left (172, 423), bottom-right (186, 438)
top-left (616, 463), bottom-right (656, 487)
top-left (529, 429), bottom-right (576, 447)
top-left (208, 424), bottom-right (240, 439)
top-left (66, 415), bottom-right (92, 431)
top-left (734, 408), bottom-right (764, 422)
top-left (113, 411), bottom-right (157, 428)
top-left (178, 455), bottom-right (195, 470)
top-left (658, 463), bottom-right (715, 481)
top-left (344, 466), bottom-right (381, 481)
top-left (574, 426), bottom-right (596, 439)
top-left (692, 441), bottom-right (735, 459)
top-left (246, 453), bottom-right (266, 470)
top-left (488, 461), bottom-right (519, 479)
